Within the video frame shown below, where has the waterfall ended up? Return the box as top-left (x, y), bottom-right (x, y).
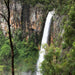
top-left (36, 11), bottom-right (54, 75)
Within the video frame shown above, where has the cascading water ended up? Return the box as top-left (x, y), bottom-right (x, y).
top-left (36, 11), bottom-right (54, 75)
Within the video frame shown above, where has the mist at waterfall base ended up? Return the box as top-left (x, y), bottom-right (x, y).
top-left (36, 11), bottom-right (54, 75)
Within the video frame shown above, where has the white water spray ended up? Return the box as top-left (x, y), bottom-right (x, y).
top-left (36, 11), bottom-right (54, 75)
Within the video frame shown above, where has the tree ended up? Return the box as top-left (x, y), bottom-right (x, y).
top-left (0, 0), bottom-right (14, 75)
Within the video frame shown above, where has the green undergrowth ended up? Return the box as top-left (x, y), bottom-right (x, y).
top-left (0, 29), bottom-right (38, 72)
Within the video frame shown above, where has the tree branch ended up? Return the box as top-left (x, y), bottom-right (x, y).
top-left (4, 0), bottom-right (8, 9)
top-left (0, 13), bottom-right (8, 22)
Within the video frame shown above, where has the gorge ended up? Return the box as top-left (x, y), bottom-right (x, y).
top-left (0, 0), bottom-right (75, 75)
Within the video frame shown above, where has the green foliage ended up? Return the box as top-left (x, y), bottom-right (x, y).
top-left (0, 65), bottom-right (5, 71)
top-left (64, 25), bottom-right (75, 46)
top-left (0, 28), bottom-right (5, 48)
top-left (0, 29), bottom-right (38, 72)
top-left (22, 34), bottom-right (38, 72)
top-left (13, 30), bottom-right (39, 72)
top-left (1, 44), bottom-right (11, 57)
top-left (41, 44), bottom-right (56, 75)
top-left (68, 5), bottom-right (75, 28)
top-left (63, 4), bottom-right (75, 46)
top-left (62, 42), bottom-right (67, 49)
top-left (41, 41), bottom-right (75, 75)
top-left (17, 39), bottom-right (38, 72)
top-left (0, 29), bottom-right (11, 71)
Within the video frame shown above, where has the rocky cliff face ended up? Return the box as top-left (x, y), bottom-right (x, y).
top-left (50, 14), bottom-right (67, 48)
top-left (0, 1), bottom-right (65, 45)
top-left (0, 1), bottom-right (43, 38)
top-left (30, 4), bottom-right (43, 32)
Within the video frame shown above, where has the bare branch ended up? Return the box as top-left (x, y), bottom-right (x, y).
top-left (0, 13), bottom-right (8, 22)
top-left (4, 0), bottom-right (8, 9)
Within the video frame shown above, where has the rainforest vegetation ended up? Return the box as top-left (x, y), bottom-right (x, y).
top-left (41, 0), bottom-right (75, 75)
top-left (0, 0), bottom-right (75, 75)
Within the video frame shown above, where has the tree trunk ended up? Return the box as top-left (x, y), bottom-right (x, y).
top-left (7, 0), bottom-right (14, 75)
